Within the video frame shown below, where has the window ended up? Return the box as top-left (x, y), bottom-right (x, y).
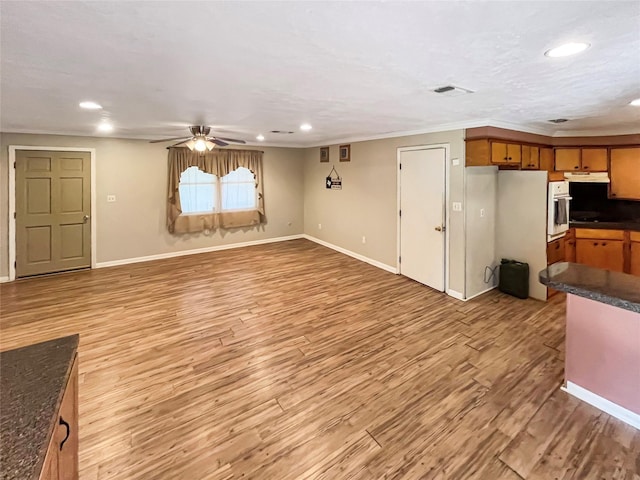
top-left (178, 166), bottom-right (256, 214)
top-left (221, 167), bottom-right (257, 211)
top-left (178, 166), bottom-right (217, 214)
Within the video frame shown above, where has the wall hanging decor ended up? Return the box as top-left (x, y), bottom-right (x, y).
top-left (325, 165), bottom-right (342, 190)
top-left (339, 144), bottom-right (351, 162)
top-left (320, 146), bottom-right (330, 162)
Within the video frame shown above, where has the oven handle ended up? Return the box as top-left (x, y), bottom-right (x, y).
top-left (553, 196), bottom-right (573, 202)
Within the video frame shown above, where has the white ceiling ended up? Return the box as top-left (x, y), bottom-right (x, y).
top-left (1, 1), bottom-right (639, 147)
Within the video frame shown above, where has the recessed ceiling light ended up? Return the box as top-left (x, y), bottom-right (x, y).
top-left (256, 134), bottom-right (265, 141)
top-left (548, 118), bottom-right (569, 123)
top-left (630, 98), bottom-right (640, 106)
top-left (79, 101), bottom-right (102, 110)
top-left (300, 123), bottom-right (312, 132)
top-left (544, 42), bottom-right (590, 58)
top-left (97, 122), bottom-right (113, 133)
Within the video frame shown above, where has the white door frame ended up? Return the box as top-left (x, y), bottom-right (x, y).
top-left (396, 144), bottom-right (451, 294)
top-left (8, 146), bottom-right (97, 281)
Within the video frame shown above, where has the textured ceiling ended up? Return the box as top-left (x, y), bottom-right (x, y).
top-left (1, 1), bottom-right (639, 147)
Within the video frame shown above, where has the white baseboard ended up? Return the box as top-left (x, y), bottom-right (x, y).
top-left (0, 276), bottom-right (10, 283)
top-left (447, 289), bottom-right (465, 301)
top-left (463, 285), bottom-right (497, 302)
top-left (562, 381), bottom-right (640, 430)
top-left (302, 235), bottom-right (398, 274)
top-left (95, 234), bottom-right (304, 269)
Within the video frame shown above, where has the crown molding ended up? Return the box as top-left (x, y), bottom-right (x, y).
top-left (552, 127), bottom-right (640, 137)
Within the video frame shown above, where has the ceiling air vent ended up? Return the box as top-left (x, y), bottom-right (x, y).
top-left (433, 85), bottom-right (474, 97)
top-left (270, 130), bottom-right (295, 134)
top-left (548, 118), bottom-right (569, 123)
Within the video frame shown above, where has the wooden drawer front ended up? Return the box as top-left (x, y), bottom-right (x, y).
top-left (547, 238), bottom-right (565, 265)
top-left (581, 148), bottom-right (608, 171)
top-left (555, 148), bottom-right (581, 171)
top-left (574, 229), bottom-right (625, 240)
top-left (630, 231), bottom-right (640, 242)
top-left (576, 239), bottom-right (625, 272)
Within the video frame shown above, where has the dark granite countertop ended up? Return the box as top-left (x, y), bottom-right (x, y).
top-left (570, 221), bottom-right (640, 232)
top-left (539, 262), bottom-right (640, 313)
top-left (0, 335), bottom-right (78, 480)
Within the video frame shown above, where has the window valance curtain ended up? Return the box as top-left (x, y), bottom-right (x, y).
top-left (167, 148), bottom-right (265, 233)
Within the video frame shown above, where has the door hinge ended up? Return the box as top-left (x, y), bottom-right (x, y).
top-left (398, 256), bottom-right (401, 264)
top-left (13, 161), bottom-right (16, 169)
top-left (14, 261), bottom-right (17, 268)
top-left (13, 212), bottom-right (16, 219)
top-left (399, 163), bottom-right (402, 169)
top-left (399, 210), bottom-right (402, 217)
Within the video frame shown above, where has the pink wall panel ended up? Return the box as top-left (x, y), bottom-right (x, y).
top-left (566, 294), bottom-right (640, 414)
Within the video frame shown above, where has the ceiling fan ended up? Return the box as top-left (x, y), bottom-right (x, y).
top-left (150, 126), bottom-right (246, 151)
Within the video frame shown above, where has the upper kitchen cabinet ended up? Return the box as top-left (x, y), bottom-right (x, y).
top-left (492, 142), bottom-right (521, 164)
top-left (610, 147), bottom-right (640, 200)
top-left (465, 139), bottom-right (491, 167)
top-left (539, 147), bottom-right (554, 172)
top-left (554, 148), bottom-right (581, 171)
top-left (521, 145), bottom-right (540, 170)
top-left (581, 148), bottom-right (608, 171)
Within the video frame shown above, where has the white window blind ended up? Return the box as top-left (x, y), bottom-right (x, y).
top-left (178, 166), bottom-right (217, 214)
top-left (221, 167), bottom-right (257, 211)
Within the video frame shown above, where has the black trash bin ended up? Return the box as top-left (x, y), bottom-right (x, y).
top-left (498, 259), bottom-right (529, 299)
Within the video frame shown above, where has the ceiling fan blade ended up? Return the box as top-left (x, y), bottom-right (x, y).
top-left (212, 139), bottom-right (229, 147)
top-left (214, 137), bottom-right (246, 144)
top-left (149, 136), bottom-right (190, 143)
top-left (168, 140), bottom-right (190, 148)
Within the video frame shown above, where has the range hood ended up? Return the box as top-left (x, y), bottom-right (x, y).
top-left (564, 172), bottom-right (610, 183)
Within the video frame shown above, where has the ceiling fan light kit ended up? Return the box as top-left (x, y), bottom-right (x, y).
top-left (149, 125), bottom-right (247, 150)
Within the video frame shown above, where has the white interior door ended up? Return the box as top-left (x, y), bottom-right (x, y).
top-left (399, 147), bottom-right (446, 291)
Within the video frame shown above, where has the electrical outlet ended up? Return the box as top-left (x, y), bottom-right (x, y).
top-left (362, 236), bottom-right (366, 244)
top-left (452, 202), bottom-right (462, 212)
top-left (107, 195), bottom-right (116, 202)
top-left (480, 208), bottom-right (485, 218)
top-left (318, 223), bottom-right (322, 230)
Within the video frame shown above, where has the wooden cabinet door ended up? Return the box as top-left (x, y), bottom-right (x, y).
top-left (547, 238), bottom-right (565, 265)
top-left (466, 139), bottom-right (490, 166)
top-left (581, 148), bottom-right (608, 171)
top-left (491, 142), bottom-right (508, 163)
top-left (610, 148), bottom-right (640, 200)
top-left (576, 239), bottom-right (625, 272)
top-left (540, 147), bottom-right (554, 172)
top-left (57, 358), bottom-right (78, 480)
top-left (39, 439), bottom-right (59, 480)
top-left (506, 143), bottom-right (521, 164)
top-left (565, 237), bottom-right (576, 263)
top-left (555, 148), bottom-right (581, 171)
top-left (521, 145), bottom-right (540, 169)
top-left (631, 241), bottom-right (640, 276)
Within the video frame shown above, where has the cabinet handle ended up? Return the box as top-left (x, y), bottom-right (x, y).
top-left (59, 417), bottom-right (70, 451)
top-left (508, 157), bottom-right (512, 160)
top-left (593, 242), bottom-right (598, 246)
top-left (602, 242), bottom-right (607, 246)
top-left (584, 165), bottom-right (589, 169)
top-left (612, 193), bottom-right (617, 197)
top-left (574, 166), bottom-right (579, 169)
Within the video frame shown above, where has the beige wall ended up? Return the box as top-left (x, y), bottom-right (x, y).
top-left (465, 166), bottom-right (499, 298)
top-left (0, 133), bottom-right (305, 277)
top-left (302, 130), bottom-right (466, 295)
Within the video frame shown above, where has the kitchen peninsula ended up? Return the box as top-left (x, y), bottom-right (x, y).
top-left (540, 263), bottom-right (640, 429)
top-left (0, 335), bottom-right (79, 480)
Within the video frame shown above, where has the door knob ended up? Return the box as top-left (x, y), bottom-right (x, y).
top-left (435, 226), bottom-right (445, 232)
top-left (83, 215), bottom-right (90, 223)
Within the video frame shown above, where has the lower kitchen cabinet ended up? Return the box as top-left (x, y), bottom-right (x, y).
top-left (576, 239), bottom-right (625, 272)
top-left (40, 357), bottom-right (78, 480)
top-left (631, 232), bottom-right (640, 276)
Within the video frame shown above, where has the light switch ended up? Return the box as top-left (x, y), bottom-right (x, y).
top-left (452, 202), bottom-right (462, 212)
top-left (452, 158), bottom-right (460, 166)
top-left (107, 195), bottom-right (116, 202)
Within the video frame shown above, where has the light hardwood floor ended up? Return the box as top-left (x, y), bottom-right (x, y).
top-left (1, 239), bottom-right (638, 480)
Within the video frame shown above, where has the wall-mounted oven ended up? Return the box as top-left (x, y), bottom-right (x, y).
top-left (548, 180), bottom-right (571, 242)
